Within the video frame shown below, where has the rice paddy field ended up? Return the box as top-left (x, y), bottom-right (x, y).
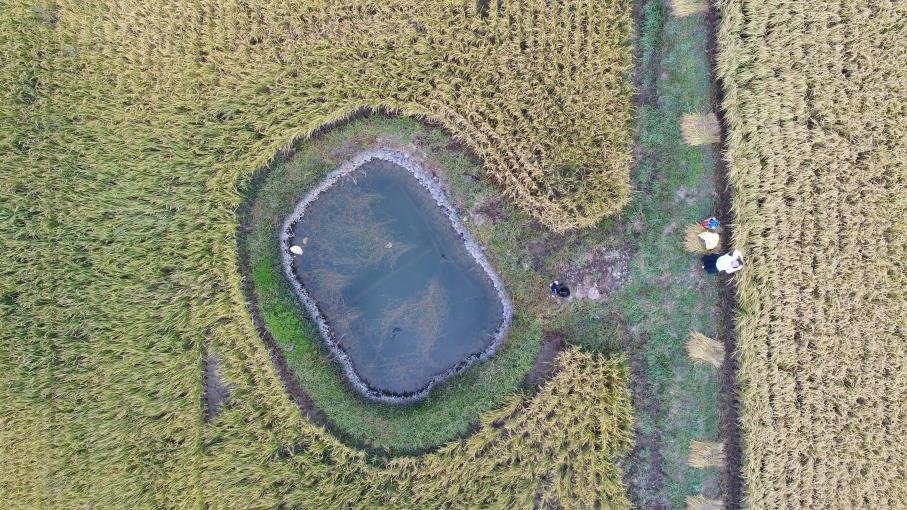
top-left (1, 0), bottom-right (639, 507)
top-left (717, 0), bottom-right (906, 508)
top-left (2, 0), bottom-right (904, 508)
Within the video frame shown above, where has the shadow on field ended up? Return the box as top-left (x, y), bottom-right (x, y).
top-left (706, 2), bottom-right (744, 509)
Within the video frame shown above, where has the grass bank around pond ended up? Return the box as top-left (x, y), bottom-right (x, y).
top-left (244, 7), bottom-right (728, 480)
top-left (243, 115), bottom-right (547, 453)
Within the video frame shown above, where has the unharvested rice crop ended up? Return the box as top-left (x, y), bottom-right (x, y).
top-left (718, 0), bottom-right (906, 508)
top-left (0, 0), bottom-right (635, 507)
top-left (204, 347), bottom-right (633, 508)
top-left (5, 0), bottom-right (632, 232)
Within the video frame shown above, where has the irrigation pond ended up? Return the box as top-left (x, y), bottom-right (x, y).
top-left (281, 151), bottom-right (511, 402)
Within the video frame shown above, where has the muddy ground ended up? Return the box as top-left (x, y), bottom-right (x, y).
top-left (707, 1), bottom-right (744, 506)
top-left (203, 352), bottom-right (230, 422)
top-left (523, 331), bottom-right (566, 390)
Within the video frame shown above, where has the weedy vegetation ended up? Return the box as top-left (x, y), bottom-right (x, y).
top-left (718, 0), bottom-right (906, 507)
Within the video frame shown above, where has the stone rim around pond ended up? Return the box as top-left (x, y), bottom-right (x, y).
top-left (280, 148), bottom-right (513, 404)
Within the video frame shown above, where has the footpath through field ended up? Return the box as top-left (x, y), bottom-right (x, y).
top-left (614, 0), bottom-right (740, 508)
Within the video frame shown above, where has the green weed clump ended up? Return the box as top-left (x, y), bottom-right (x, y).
top-left (718, 0), bottom-right (907, 507)
top-left (0, 0), bottom-right (635, 507)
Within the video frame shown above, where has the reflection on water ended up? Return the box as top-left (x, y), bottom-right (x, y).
top-left (290, 159), bottom-right (504, 395)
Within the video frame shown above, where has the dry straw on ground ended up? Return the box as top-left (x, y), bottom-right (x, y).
top-left (686, 494), bottom-right (723, 510)
top-left (718, 0), bottom-right (907, 508)
top-left (0, 0), bottom-right (635, 507)
top-left (688, 441), bottom-right (725, 469)
top-left (684, 223), bottom-right (711, 253)
top-left (681, 112), bottom-right (721, 146)
top-left (686, 331), bottom-right (724, 368)
top-left (672, 0), bottom-right (709, 17)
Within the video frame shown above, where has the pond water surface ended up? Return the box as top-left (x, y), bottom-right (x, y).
top-left (285, 156), bottom-right (508, 400)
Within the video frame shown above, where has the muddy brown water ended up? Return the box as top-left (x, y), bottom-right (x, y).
top-left (288, 158), bottom-right (505, 397)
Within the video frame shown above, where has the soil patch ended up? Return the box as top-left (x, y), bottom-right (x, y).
top-left (561, 245), bottom-right (631, 301)
top-left (524, 229), bottom-right (570, 273)
top-left (467, 194), bottom-right (505, 226)
top-left (203, 353), bottom-right (230, 422)
top-left (523, 331), bottom-right (565, 390)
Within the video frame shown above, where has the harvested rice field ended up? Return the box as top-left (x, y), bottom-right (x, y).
top-left (1, 0), bottom-right (903, 508)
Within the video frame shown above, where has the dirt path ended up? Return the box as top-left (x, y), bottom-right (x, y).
top-left (705, 3), bottom-right (744, 508)
top-left (523, 331), bottom-right (565, 390)
top-left (620, 0), bottom-right (744, 507)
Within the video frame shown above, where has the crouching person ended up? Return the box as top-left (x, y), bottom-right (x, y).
top-left (701, 249), bottom-right (743, 275)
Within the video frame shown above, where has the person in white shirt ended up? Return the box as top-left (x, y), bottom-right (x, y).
top-left (702, 249), bottom-right (743, 274)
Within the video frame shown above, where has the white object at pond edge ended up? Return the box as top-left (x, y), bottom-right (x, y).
top-left (290, 245), bottom-right (303, 255)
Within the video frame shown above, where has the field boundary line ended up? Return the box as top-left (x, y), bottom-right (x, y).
top-left (704, 2), bottom-right (744, 508)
